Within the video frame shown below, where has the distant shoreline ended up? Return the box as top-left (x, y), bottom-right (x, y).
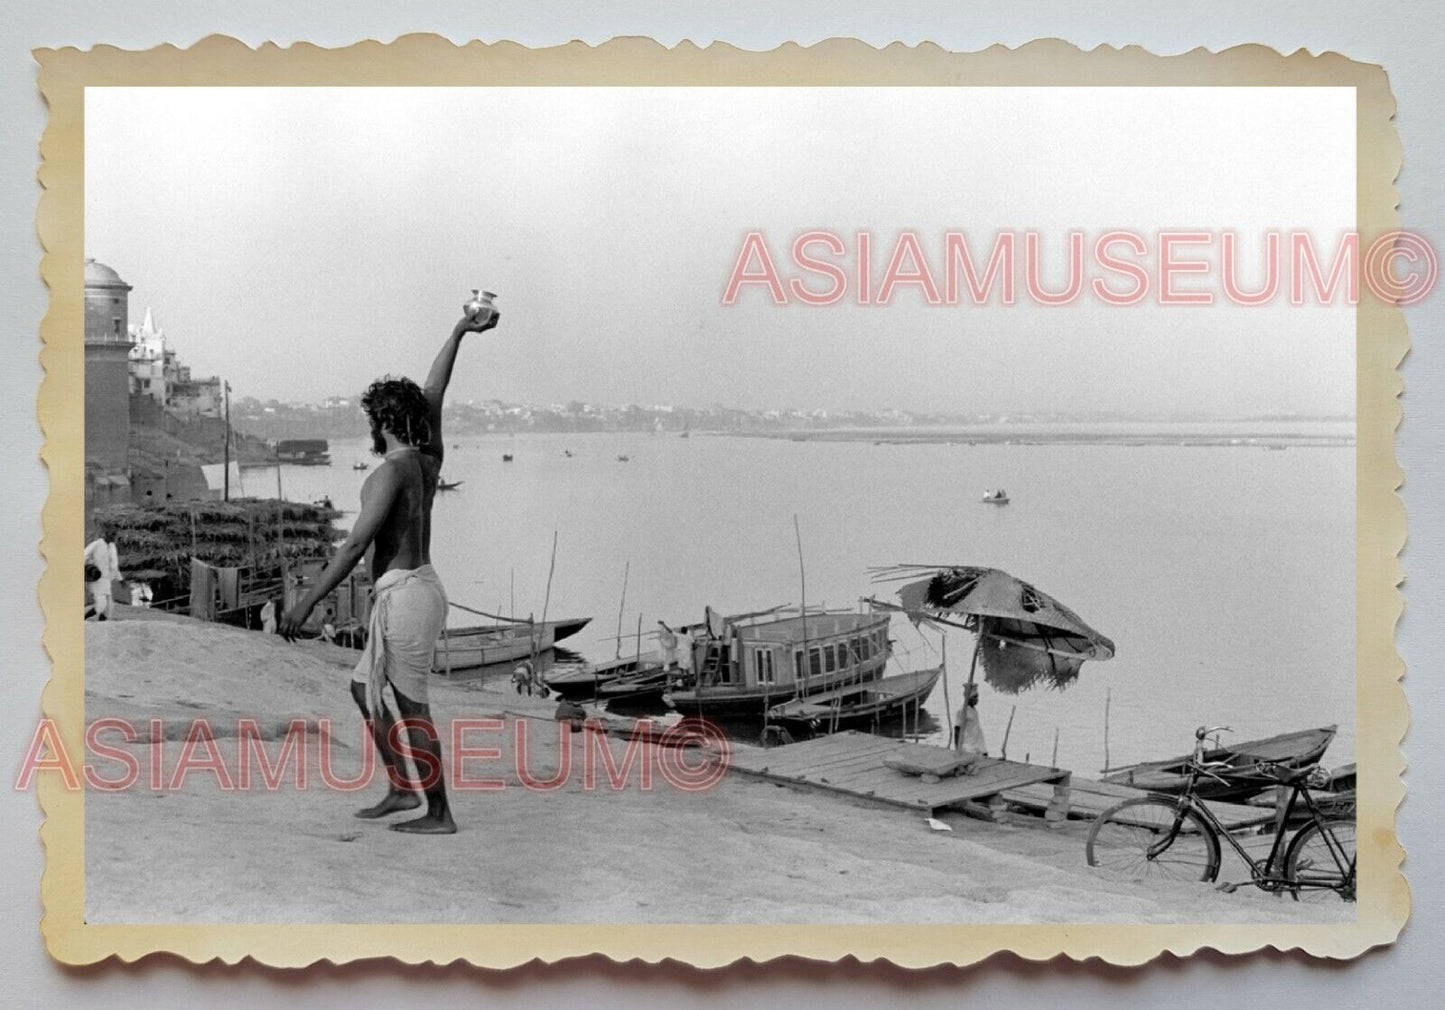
top-left (728, 425), bottom-right (1355, 449)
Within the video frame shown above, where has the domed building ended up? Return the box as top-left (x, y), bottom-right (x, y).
top-left (84, 258), bottom-right (134, 474)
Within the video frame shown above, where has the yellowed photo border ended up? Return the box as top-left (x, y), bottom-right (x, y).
top-left (35, 35), bottom-right (1408, 968)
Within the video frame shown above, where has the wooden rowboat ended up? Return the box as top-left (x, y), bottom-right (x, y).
top-left (544, 651), bottom-right (660, 700)
top-left (595, 663), bottom-right (671, 705)
top-left (1102, 725), bottom-right (1337, 802)
top-left (434, 616), bottom-right (591, 673)
top-left (768, 665), bottom-right (943, 731)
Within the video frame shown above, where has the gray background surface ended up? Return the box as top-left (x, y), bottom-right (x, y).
top-left (1, 2), bottom-right (1439, 1005)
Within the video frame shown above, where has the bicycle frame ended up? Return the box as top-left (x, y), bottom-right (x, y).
top-left (1152, 752), bottom-right (1355, 896)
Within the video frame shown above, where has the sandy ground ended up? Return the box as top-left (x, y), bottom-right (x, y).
top-left (83, 613), bottom-right (1351, 924)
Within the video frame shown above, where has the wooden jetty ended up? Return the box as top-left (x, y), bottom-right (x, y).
top-left (720, 729), bottom-right (1277, 830)
top-left (1000, 776), bottom-right (1275, 831)
top-left (722, 730), bottom-right (1071, 823)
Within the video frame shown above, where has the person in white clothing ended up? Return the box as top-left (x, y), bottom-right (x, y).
top-left (656, 621), bottom-right (679, 669)
top-left (953, 683), bottom-right (987, 756)
top-left (675, 625), bottom-right (694, 676)
top-left (84, 537), bottom-right (121, 620)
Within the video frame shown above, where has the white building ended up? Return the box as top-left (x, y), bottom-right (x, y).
top-left (127, 307), bottom-right (174, 406)
top-left (126, 306), bottom-right (224, 418)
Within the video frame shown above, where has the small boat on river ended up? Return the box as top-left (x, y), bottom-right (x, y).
top-left (437, 478), bottom-right (464, 491)
top-left (1102, 725), bottom-right (1337, 802)
top-left (434, 616), bottom-right (591, 673)
top-left (545, 651), bottom-right (661, 700)
top-left (767, 665), bottom-right (943, 732)
top-left (981, 488), bottom-right (1009, 504)
top-left (596, 663), bottom-right (672, 705)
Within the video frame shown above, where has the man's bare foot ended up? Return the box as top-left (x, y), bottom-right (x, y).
top-left (389, 813), bottom-right (458, 834)
top-left (354, 791), bottom-right (422, 819)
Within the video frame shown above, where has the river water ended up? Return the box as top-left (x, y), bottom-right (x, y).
top-left (259, 425), bottom-right (1356, 776)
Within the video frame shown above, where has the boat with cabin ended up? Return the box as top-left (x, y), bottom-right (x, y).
top-left (275, 439), bottom-right (332, 466)
top-left (433, 616), bottom-right (591, 673)
top-left (1102, 725), bottom-right (1337, 802)
top-left (663, 609), bottom-right (893, 720)
top-left (981, 488), bottom-right (1009, 504)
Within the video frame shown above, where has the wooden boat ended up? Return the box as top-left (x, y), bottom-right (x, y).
top-left (616, 454), bottom-right (631, 462)
top-left (352, 461), bottom-right (369, 471)
top-left (434, 616), bottom-right (591, 673)
top-left (981, 489), bottom-right (1009, 504)
top-left (768, 665), bottom-right (943, 731)
top-left (275, 438), bottom-right (331, 465)
top-left (436, 479), bottom-right (464, 491)
top-left (1246, 761), bottom-right (1356, 822)
top-left (502, 453), bottom-right (514, 462)
top-left (1102, 725), bottom-right (1337, 801)
top-left (665, 609), bottom-right (892, 720)
top-left (545, 652), bottom-right (658, 700)
top-left (596, 662), bottom-right (671, 705)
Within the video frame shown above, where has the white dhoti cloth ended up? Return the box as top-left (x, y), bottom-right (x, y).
top-left (352, 564), bottom-right (448, 715)
top-left (955, 705), bottom-right (987, 756)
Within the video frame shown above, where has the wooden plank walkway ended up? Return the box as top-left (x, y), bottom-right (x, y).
top-left (1001, 777), bottom-right (1275, 831)
top-left (723, 730), bottom-right (1069, 816)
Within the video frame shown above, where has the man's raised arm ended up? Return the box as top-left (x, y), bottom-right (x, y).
top-left (422, 310), bottom-right (500, 459)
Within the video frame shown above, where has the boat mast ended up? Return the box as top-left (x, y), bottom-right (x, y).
top-left (615, 561), bottom-right (629, 661)
top-left (794, 514), bottom-right (809, 700)
top-left (222, 380), bottom-right (232, 502)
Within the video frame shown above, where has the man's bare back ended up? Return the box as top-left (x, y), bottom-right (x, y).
top-left (367, 448), bottom-right (440, 577)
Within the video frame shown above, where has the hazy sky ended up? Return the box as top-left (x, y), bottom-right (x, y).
top-left (85, 86), bottom-right (1355, 415)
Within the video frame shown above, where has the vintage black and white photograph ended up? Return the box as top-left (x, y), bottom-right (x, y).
top-left (75, 81), bottom-right (1363, 927)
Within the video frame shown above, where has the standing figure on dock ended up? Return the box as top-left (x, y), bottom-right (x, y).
top-left (657, 621), bottom-right (679, 670)
top-left (84, 536), bottom-right (121, 621)
top-left (279, 303), bottom-right (501, 834)
top-left (675, 622), bottom-right (695, 681)
top-left (954, 683), bottom-right (987, 756)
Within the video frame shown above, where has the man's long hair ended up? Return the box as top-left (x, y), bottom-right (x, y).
top-left (360, 376), bottom-right (432, 456)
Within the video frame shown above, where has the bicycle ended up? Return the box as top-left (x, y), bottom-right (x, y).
top-left (1085, 725), bottom-right (1355, 902)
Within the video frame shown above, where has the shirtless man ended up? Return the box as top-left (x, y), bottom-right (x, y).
top-left (279, 307), bottom-right (500, 833)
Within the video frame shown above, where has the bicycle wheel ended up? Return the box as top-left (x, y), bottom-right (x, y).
top-left (1086, 797), bottom-right (1221, 883)
top-left (1284, 817), bottom-right (1356, 902)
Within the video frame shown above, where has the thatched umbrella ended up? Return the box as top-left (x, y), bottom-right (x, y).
top-left (871, 565), bottom-right (1114, 694)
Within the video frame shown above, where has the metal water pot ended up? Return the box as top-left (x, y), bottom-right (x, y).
top-left (464, 289), bottom-right (498, 322)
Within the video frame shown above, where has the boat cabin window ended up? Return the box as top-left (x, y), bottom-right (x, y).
top-left (809, 647), bottom-right (822, 678)
top-left (824, 645), bottom-right (837, 673)
top-left (753, 648), bottom-right (776, 685)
